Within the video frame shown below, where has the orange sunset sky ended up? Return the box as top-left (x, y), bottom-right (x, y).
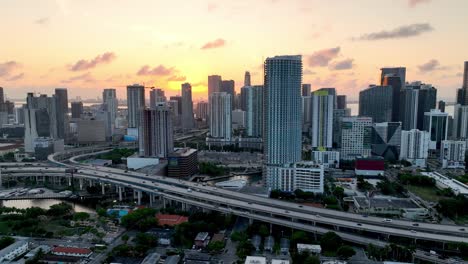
top-left (0, 0), bottom-right (467, 102)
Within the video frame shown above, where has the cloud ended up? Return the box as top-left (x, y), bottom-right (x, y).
top-left (408, 0), bottom-right (431, 8)
top-left (137, 65), bottom-right (176, 76)
top-left (6, 73), bottom-right (25, 81)
top-left (207, 3), bottom-right (217, 12)
top-left (167, 75), bottom-right (187, 82)
top-left (69, 52), bottom-right (116, 71)
top-left (62, 72), bottom-right (95, 83)
top-left (303, 69), bottom-right (316, 75)
top-left (355, 23), bottom-right (433, 41)
top-left (34, 17), bottom-right (49, 25)
top-left (201, 38), bottom-right (226, 50)
top-left (307, 47), bottom-right (340, 67)
top-left (0, 61), bottom-right (20, 77)
top-left (329, 59), bottom-right (354, 71)
top-left (417, 59), bottom-right (448, 73)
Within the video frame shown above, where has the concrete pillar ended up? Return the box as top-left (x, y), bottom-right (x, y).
top-left (249, 218), bottom-right (254, 225)
top-left (118, 187), bottom-right (123, 201)
top-left (68, 177), bottom-right (72, 186)
top-left (149, 194), bottom-right (153, 207)
top-left (133, 190), bottom-right (137, 199)
top-left (79, 179), bottom-right (83, 190)
top-left (101, 183), bottom-right (105, 195)
top-left (137, 191), bottom-right (142, 205)
top-left (163, 197), bottom-right (166, 209)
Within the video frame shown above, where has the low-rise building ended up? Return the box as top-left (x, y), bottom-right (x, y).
top-left (0, 239), bottom-right (30, 262)
top-left (353, 196), bottom-right (429, 220)
top-left (271, 260), bottom-right (290, 264)
top-left (264, 236), bottom-right (275, 252)
top-left (297, 244), bottom-right (321, 254)
top-left (245, 256), bottom-right (266, 264)
top-left (311, 150), bottom-right (340, 168)
top-left (184, 251), bottom-right (211, 264)
top-left (421, 172), bottom-right (468, 196)
top-left (355, 157), bottom-right (385, 177)
top-left (51, 246), bottom-right (92, 258)
top-left (280, 238), bottom-right (290, 255)
top-left (146, 228), bottom-right (174, 246)
top-left (194, 232), bottom-right (210, 248)
top-left (156, 213), bottom-right (188, 227)
top-left (269, 162), bottom-right (324, 193)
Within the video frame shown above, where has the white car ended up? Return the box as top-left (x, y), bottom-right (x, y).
top-left (382, 218), bottom-right (392, 223)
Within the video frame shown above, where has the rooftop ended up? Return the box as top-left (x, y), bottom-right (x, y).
top-left (245, 256), bottom-right (267, 264)
top-left (195, 232), bottom-right (210, 241)
top-left (156, 213), bottom-right (188, 226)
top-left (52, 246), bottom-right (92, 255)
top-left (354, 196), bottom-right (420, 209)
top-left (169, 148), bottom-right (197, 157)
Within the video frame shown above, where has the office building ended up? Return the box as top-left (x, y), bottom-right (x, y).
top-left (71, 101), bottom-right (83, 119)
top-left (302, 84), bottom-right (311, 96)
top-left (232, 109), bottom-right (245, 130)
top-left (454, 104), bottom-right (468, 140)
top-left (244, 71), bottom-right (251, 86)
top-left (423, 109), bottom-right (448, 149)
top-left (95, 110), bottom-right (112, 140)
top-left (196, 101), bottom-right (208, 121)
top-left (127, 84), bottom-right (145, 129)
top-left (462, 61), bottom-right (468, 105)
top-left (438, 100), bottom-right (446, 112)
top-left (169, 95), bottom-right (182, 115)
top-left (400, 82), bottom-right (437, 130)
top-left (181, 83), bottom-right (195, 130)
top-left (239, 86), bottom-right (249, 111)
top-left (371, 122), bottom-right (402, 160)
top-left (311, 88), bottom-right (335, 149)
top-left (336, 95), bottom-right (347, 110)
top-left (441, 140), bottom-right (466, 169)
top-left (139, 106), bottom-right (173, 158)
top-left (15, 105), bottom-right (25, 124)
top-left (103, 88), bottom-right (118, 126)
top-left (208, 92), bottom-right (232, 141)
top-left (302, 96), bottom-right (312, 133)
top-left (24, 93), bottom-right (57, 152)
top-left (168, 148), bottom-right (198, 178)
top-left (382, 74), bottom-right (402, 122)
top-left (380, 67), bottom-right (406, 88)
top-left (77, 119), bottom-right (106, 143)
top-left (400, 129), bottom-right (430, 167)
top-left (208, 75), bottom-right (222, 98)
top-left (332, 108), bottom-right (351, 148)
top-left (244, 85), bottom-right (263, 138)
top-left (340, 116), bottom-right (372, 160)
top-left (150, 88), bottom-right (166, 108)
top-left (311, 150), bottom-right (340, 168)
top-left (221, 80), bottom-right (235, 109)
top-left (54, 88), bottom-right (68, 139)
top-left (264, 55), bottom-right (302, 190)
top-left (359, 85), bottom-right (393, 123)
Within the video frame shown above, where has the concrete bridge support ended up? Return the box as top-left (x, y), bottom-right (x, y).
top-left (137, 191), bottom-right (142, 205)
top-left (79, 179), bottom-right (83, 190)
top-left (118, 187), bottom-right (123, 201)
top-left (101, 183), bottom-right (105, 195)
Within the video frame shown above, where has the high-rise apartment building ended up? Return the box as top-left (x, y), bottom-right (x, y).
top-left (302, 84), bottom-right (311, 96)
top-left (244, 85), bottom-right (263, 138)
top-left (208, 92), bottom-right (232, 141)
top-left (196, 101), bottom-right (208, 121)
top-left (208, 75), bottom-right (222, 98)
top-left (382, 74), bottom-right (402, 122)
top-left (181, 83), bottom-right (194, 130)
top-left (359, 85), bottom-right (393, 123)
top-left (126, 84), bottom-right (145, 130)
top-left (139, 106), bottom-right (174, 158)
top-left (150, 88), bottom-right (166, 109)
top-left (400, 129), bottom-right (430, 167)
top-left (332, 108), bottom-right (351, 148)
top-left (400, 82), bottom-right (437, 130)
top-left (453, 104), bottom-right (468, 140)
top-left (311, 88), bottom-right (335, 149)
top-left (423, 109), bottom-right (448, 149)
top-left (440, 140), bottom-right (466, 169)
top-left (263, 55), bottom-right (302, 189)
top-left (71, 101), bottom-right (83, 119)
top-left (462, 61), bottom-right (468, 105)
top-left (340, 116), bottom-right (372, 160)
top-left (103, 88), bottom-right (118, 127)
top-left (24, 93), bottom-right (57, 152)
top-left (54, 88), bottom-right (68, 139)
top-left (244, 71), bottom-right (251, 86)
top-left (221, 80), bottom-right (235, 109)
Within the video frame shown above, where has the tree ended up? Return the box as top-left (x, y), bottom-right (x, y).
top-left (47, 203), bottom-right (73, 217)
top-left (0, 236), bottom-right (15, 250)
top-left (258, 225), bottom-right (269, 237)
top-left (337, 245), bottom-right (356, 259)
top-left (73, 212), bottom-right (90, 221)
top-left (207, 241), bottom-right (225, 252)
top-left (231, 231), bottom-right (248, 242)
top-left (122, 234), bottom-right (129, 244)
top-left (320, 232), bottom-right (342, 253)
top-left (121, 208), bottom-right (158, 231)
top-left (291, 231), bottom-right (310, 246)
top-left (333, 186), bottom-right (345, 199)
top-left (304, 255), bottom-right (321, 264)
top-left (236, 240), bottom-right (254, 259)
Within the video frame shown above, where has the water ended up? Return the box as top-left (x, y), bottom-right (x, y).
top-left (1, 199), bottom-right (95, 214)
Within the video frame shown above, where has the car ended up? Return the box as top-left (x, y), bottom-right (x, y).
top-left (357, 223), bottom-right (362, 226)
top-left (285, 210), bottom-right (290, 213)
top-left (382, 218), bottom-right (392, 223)
top-left (187, 188), bottom-right (192, 192)
top-left (460, 228), bottom-right (466, 231)
top-left (410, 230), bottom-right (417, 233)
top-left (298, 205), bottom-right (303, 208)
top-left (412, 223), bottom-right (419, 227)
top-left (315, 214), bottom-right (320, 218)
top-left (361, 215), bottom-right (368, 218)
top-left (142, 181), bottom-right (146, 183)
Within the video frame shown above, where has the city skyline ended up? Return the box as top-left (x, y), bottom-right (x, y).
top-left (0, 0), bottom-right (467, 101)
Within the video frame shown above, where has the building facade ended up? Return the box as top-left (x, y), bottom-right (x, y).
top-left (244, 85), bottom-right (263, 138)
top-left (423, 109), bottom-right (448, 150)
top-left (400, 129), bottom-right (430, 167)
top-left (208, 92), bottom-right (232, 141)
top-left (139, 106), bottom-right (174, 158)
top-left (440, 140), bottom-right (466, 169)
top-left (359, 85), bottom-right (393, 123)
top-left (181, 83), bottom-right (195, 130)
top-left (127, 84), bottom-right (145, 129)
top-left (340, 116), bottom-right (372, 160)
top-left (311, 88), bottom-right (335, 149)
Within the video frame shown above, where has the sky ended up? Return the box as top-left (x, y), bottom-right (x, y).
top-left (0, 0), bottom-right (467, 102)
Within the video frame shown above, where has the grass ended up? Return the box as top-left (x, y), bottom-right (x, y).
top-left (406, 185), bottom-right (443, 202)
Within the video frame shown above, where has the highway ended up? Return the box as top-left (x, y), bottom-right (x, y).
top-left (2, 147), bottom-right (468, 246)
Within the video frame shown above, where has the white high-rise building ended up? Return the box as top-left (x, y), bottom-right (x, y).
top-left (208, 92), bottom-right (232, 141)
top-left (400, 129), bottom-right (430, 167)
top-left (24, 93), bottom-right (57, 153)
top-left (423, 109), bottom-right (448, 149)
top-left (268, 162), bottom-right (324, 193)
top-left (264, 55), bottom-right (302, 190)
top-left (139, 105), bottom-right (173, 158)
top-left (453, 104), bottom-right (468, 140)
top-left (149, 88), bottom-right (166, 109)
top-left (440, 140), bottom-right (466, 169)
top-left (181, 83), bottom-right (195, 130)
top-left (340, 116), bottom-right (372, 160)
top-left (311, 88), bottom-right (335, 149)
top-left (126, 84), bottom-right (145, 129)
top-left (244, 85), bottom-right (263, 137)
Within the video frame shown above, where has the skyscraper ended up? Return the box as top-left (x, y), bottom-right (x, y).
top-left (103, 88), bottom-right (118, 127)
top-left (359, 85), bottom-right (393, 123)
top-left (244, 85), bottom-right (263, 138)
top-left (264, 55), bottom-right (302, 189)
top-left (71, 101), bottom-right (83, 119)
top-left (54, 88), bottom-right (68, 139)
top-left (336, 95), bottom-right (347, 110)
top-left (399, 82), bottom-right (437, 130)
top-left (181, 83), bottom-right (194, 130)
top-left (438, 100), bottom-right (446, 112)
top-left (196, 101), bottom-right (208, 121)
top-left (139, 106), bottom-right (174, 158)
top-left (461, 61), bottom-right (468, 105)
top-left (24, 93), bottom-right (57, 152)
top-left (244, 71), bottom-right (251, 86)
top-left (453, 104), bottom-right (468, 140)
top-left (208, 75), bottom-right (222, 98)
top-left (126, 84), bottom-right (145, 131)
top-left (302, 84), bottom-right (311, 96)
top-left (209, 92), bottom-right (232, 141)
top-left (150, 88), bottom-right (166, 108)
top-left (340, 116), bottom-right (372, 160)
top-left (382, 74), bottom-right (402, 122)
top-left (332, 108), bottom-right (351, 148)
top-left (311, 88), bottom-right (335, 149)
top-left (380, 67), bottom-right (406, 88)
top-left (400, 129), bottom-right (430, 167)
top-left (221, 80), bottom-right (235, 109)
top-left (0, 87), bottom-right (4, 104)
top-left (423, 109), bottom-right (448, 150)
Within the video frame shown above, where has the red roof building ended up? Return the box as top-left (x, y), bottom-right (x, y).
top-left (355, 157), bottom-right (385, 176)
top-left (156, 213), bottom-right (189, 226)
top-left (51, 247), bottom-right (92, 258)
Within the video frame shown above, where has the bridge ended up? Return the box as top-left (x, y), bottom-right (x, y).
top-left (1, 146), bottom-right (468, 249)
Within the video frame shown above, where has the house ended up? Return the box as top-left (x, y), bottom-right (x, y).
top-left (141, 253), bottom-right (161, 264)
top-left (156, 213), bottom-right (188, 226)
top-left (51, 246), bottom-right (92, 258)
top-left (184, 251), bottom-right (211, 264)
top-left (146, 228), bottom-right (174, 246)
top-left (194, 232), bottom-right (210, 248)
top-left (245, 256), bottom-right (266, 264)
top-left (0, 239), bottom-right (30, 262)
